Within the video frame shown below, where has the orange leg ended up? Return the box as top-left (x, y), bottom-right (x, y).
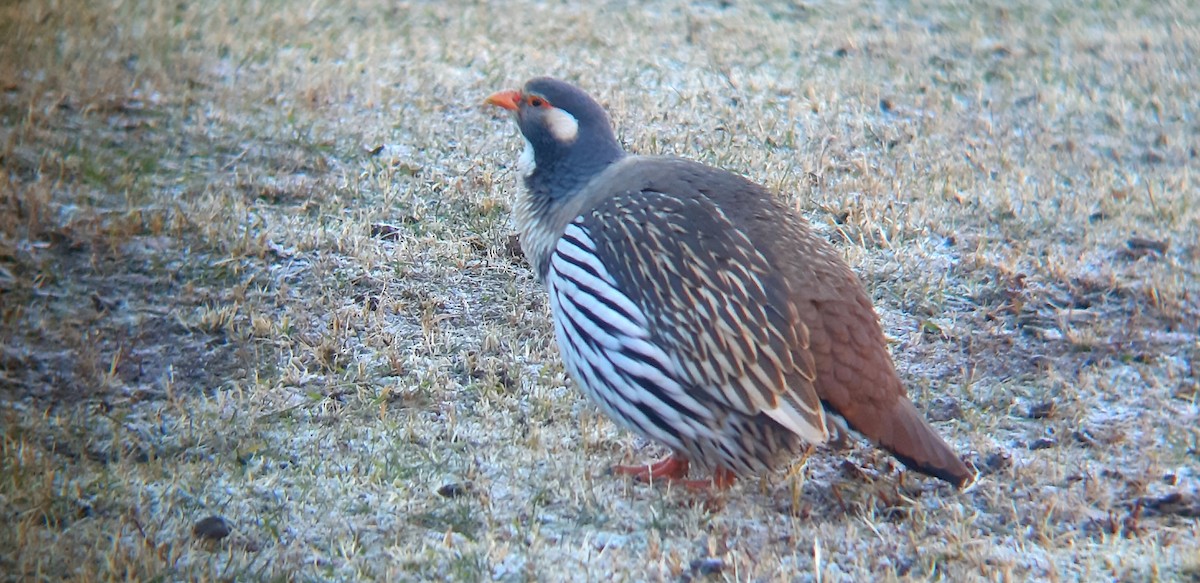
top-left (612, 455), bottom-right (737, 490)
top-left (613, 455), bottom-right (691, 481)
top-left (709, 467), bottom-right (736, 489)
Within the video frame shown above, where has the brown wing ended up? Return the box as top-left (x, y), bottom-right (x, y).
top-left (808, 292), bottom-right (974, 486)
top-left (578, 189), bottom-right (828, 444)
top-left (558, 156), bottom-right (971, 486)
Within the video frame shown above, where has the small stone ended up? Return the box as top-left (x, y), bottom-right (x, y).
top-left (1026, 401), bottom-right (1056, 419)
top-left (1073, 426), bottom-right (1124, 446)
top-left (1126, 237), bottom-right (1168, 254)
top-left (437, 482), bottom-right (472, 498)
top-left (1029, 437), bottom-right (1057, 450)
top-left (505, 234), bottom-right (525, 259)
top-left (690, 558), bottom-right (724, 576)
top-left (193, 516), bottom-right (231, 541)
top-left (1172, 381), bottom-right (1198, 401)
top-left (1140, 492), bottom-right (1200, 518)
top-left (981, 451), bottom-right (1012, 474)
top-left (371, 222), bottom-right (404, 241)
top-left (926, 397), bottom-right (962, 422)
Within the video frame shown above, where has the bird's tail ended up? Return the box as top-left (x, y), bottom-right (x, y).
top-left (872, 399), bottom-right (975, 488)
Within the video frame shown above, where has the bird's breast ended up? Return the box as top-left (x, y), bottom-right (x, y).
top-left (511, 187), bottom-right (561, 281)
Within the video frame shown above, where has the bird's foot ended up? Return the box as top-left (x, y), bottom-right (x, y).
top-left (612, 455), bottom-right (690, 482)
top-left (612, 456), bottom-right (736, 490)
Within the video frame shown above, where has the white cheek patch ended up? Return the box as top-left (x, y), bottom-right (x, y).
top-left (517, 137), bottom-right (535, 177)
top-left (545, 107), bottom-right (579, 143)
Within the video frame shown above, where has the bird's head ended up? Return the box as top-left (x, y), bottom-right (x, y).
top-left (486, 77), bottom-right (624, 198)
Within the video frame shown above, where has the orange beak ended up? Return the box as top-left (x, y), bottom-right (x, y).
top-left (484, 89), bottom-right (521, 111)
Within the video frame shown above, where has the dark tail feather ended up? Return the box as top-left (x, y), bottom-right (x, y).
top-left (875, 399), bottom-right (975, 488)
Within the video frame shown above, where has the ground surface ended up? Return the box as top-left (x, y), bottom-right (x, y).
top-left (1, 0), bottom-right (1198, 581)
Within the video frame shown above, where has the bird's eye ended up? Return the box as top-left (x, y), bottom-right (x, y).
top-left (527, 96), bottom-right (547, 108)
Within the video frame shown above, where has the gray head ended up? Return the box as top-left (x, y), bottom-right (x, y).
top-left (486, 77), bottom-right (625, 200)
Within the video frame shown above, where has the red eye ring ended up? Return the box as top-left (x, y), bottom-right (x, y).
top-left (527, 96), bottom-right (547, 108)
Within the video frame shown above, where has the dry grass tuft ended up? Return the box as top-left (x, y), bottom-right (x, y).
top-left (1, 0), bottom-right (1197, 580)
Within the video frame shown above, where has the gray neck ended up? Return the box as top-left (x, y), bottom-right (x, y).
top-left (513, 153), bottom-right (628, 280)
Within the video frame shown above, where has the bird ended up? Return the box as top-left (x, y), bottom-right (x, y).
top-left (485, 77), bottom-right (974, 489)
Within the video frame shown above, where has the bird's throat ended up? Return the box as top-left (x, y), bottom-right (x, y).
top-left (517, 138), bottom-right (536, 178)
top-left (511, 145), bottom-right (625, 282)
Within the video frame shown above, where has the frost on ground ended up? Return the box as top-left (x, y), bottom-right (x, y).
top-left (1, 0), bottom-right (1197, 581)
